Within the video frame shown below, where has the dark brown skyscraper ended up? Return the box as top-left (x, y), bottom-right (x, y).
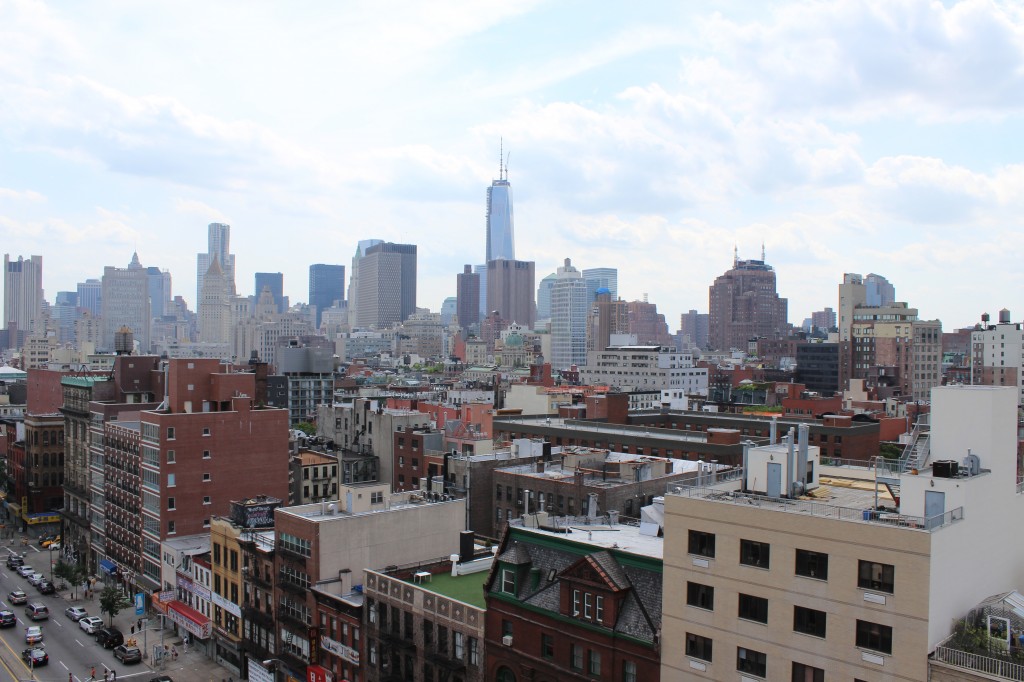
top-left (456, 264), bottom-right (480, 329)
top-left (485, 258), bottom-right (535, 329)
top-left (709, 251), bottom-right (788, 351)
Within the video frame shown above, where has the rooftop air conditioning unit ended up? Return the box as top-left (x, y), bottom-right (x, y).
top-left (502, 635), bottom-right (513, 647)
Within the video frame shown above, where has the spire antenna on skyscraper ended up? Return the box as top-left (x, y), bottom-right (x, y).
top-left (762, 241), bottom-right (766, 261)
top-left (499, 137), bottom-right (504, 180)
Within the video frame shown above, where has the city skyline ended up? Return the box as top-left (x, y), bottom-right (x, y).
top-left (1, 1), bottom-right (1022, 328)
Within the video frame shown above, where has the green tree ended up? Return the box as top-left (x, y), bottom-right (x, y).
top-left (294, 421), bottom-right (316, 436)
top-left (53, 560), bottom-right (74, 591)
top-left (99, 586), bottom-right (132, 626)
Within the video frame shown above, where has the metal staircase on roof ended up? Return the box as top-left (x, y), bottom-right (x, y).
top-left (874, 414), bottom-right (930, 506)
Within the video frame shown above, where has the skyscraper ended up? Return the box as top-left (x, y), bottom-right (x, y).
top-left (101, 252), bottom-right (151, 352)
top-left (865, 273), bottom-right (896, 307)
top-left (255, 272), bottom-right (285, 314)
top-left (486, 259), bottom-right (536, 329)
top-left (708, 250), bottom-right (788, 351)
top-left (679, 310), bottom-right (710, 350)
top-left (3, 254), bottom-right (43, 343)
top-left (77, 279), bottom-right (102, 317)
top-left (351, 242), bottom-right (417, 328)
top-left (536, 273), bottom-right (557, 323)
top-left (146, 267), bottom-right (172, 318)
top-left (550, 258), bottom-right (589, 370)
top-left (347, 239), bottom-right (383, 328)
top-left (308, 264), bottom-right (345, 327)
top-left (583, 267), bottom-right (618, 303)
top-left (486, 150), bottom-right (515, 263)
top-left (586, 290), bottom-right (627, 353)
top-left (197, 223), bottom-right (236, 305)
top-left (456, 265), bottom-right (480, 329)
top-left (198, 258), bottom-right (231, 344)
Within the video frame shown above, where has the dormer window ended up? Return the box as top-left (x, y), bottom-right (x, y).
top-left (501, 569), bottom-right (516, 594)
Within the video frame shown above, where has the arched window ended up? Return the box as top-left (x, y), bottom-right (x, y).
top-left (496, 667), bottom-right (516, 682)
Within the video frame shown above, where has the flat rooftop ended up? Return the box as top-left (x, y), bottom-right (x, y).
top-left (494, 416), bottom-right (711, 443)
top-left (279, 496), bottom-right (462, 523)
top-left (413, 570), bottom-right (489, 609)
top-left (509, 517), bottom-right (665, 560)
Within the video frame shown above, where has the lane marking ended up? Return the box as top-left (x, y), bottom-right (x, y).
top-left (76, 639), bottom-right (84, 647)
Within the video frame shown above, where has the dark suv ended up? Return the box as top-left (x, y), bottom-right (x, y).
top-left (96, 627), bottom-right (124, 649)
top-left (5, 555), bottom-right (23, 570)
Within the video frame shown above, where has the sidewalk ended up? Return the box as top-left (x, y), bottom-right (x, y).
top-left (12, 537), bottom-right (240, 682)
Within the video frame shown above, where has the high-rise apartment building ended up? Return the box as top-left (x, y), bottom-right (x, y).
top-left (100, 253), bottom-right (151, 352)
top-left (586, 290), bottom-right (628, 353)
top-left (456, 265), bottom-right (481, 329)
top-left (970, 309), bottom-right (1024, 406)
top-left (839, 273), bottom-right (895, 342)
top-left (582, 267), bottom-right (618, 303)
top-left (308, 264), bottom-right (345, 327)
top-left (810, 307), bottom-right (837, 330)
top-left (550, 258), bottom-right (589, 370)
top-left (3, 254), bottom-right (43, 343)
top-left (679, 310), bottom-right (709, 350)
top-left (254, 272), bottom-right (285, 314)
top-left (708, 253), bottom-right (788, 351)
top-left (486, 259), bottom-right (535, 328)
top-left (536, 273), bottom-right (557, 323)
top-left (197, 223), bottom-right (236, 304)
top-left (351, 242), bottom-right (417, 329)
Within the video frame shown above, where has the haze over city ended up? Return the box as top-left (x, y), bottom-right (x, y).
top-left (2, 0), bottom-right (1023, 326)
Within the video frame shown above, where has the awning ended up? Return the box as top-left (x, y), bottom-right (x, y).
top-left (99, 559), bottom-right (117, 575)
top-left (166, 600), bottom-right (212, 640)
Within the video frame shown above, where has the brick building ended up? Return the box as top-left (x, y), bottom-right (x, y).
top-left (485, 517), bottom-right (663, 682)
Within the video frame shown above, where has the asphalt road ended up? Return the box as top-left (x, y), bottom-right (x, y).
top-left (0, 546), bottom-right (151, 682)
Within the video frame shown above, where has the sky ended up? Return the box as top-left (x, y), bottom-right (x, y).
top-left (2, 0), bottom-right (1023, 330)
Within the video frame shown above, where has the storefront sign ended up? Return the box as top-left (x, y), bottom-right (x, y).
top-left (306, 665), bottom-right (332, 682)
top-left (211, 591), bottom-right (241, 618)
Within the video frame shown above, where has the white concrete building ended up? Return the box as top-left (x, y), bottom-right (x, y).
top-left (971, 309), bottom-right (1024, 407)
top-left (579, 345), bottom-right (709, 395)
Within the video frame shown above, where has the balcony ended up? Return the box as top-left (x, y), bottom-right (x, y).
top-left (243, 604), bottom-right (274, 628)
top-left (277, 577), bottom-right (307, 596)
top-left (276, 609), bottom-right (309, 630)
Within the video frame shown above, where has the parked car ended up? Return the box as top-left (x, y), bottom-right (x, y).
top-left (113, 645), bottom-right (142, 664)
top-left (16, 566), bottom-right (34, 578)
top-left (26, 573), bottom-right (45, 587)
top-left (6, 555), bottom-right (24, 569)
top-left (8, 590), bottom-right (27, 604)
top-left (36, 580), bottom-right (55, 595)
top-left (79, 616), bottom-right (103, 634)
top-left (47, 542), bottom-right (60, 550)
top-left (95, 627), bottom-right (124, 649)
top-left (24, 626), bottom-right (43, 644)
top-left (65, 607), bottom-right (88, 621)
top-left (149, 677), bottom-right (174, 682)
top-left (0, 610), bottom-right (16, 627)
top-left (24, 603), bottom-right (49, 621)
top-left (21, 647), bottom-right (48, 666)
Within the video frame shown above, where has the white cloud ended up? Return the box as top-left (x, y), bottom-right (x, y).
top-left (0, 187), bottom-right (45, 202)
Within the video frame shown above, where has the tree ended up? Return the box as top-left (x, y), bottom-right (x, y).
top-left (99, 586), bottom-right (132, 626)
top-left (53, 560), bottom-right (73, 591)
top-left (295, 421), bottom-right (316, 436)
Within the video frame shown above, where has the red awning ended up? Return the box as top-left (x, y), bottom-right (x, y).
top-left (166, 600), bottom-right (212, 639)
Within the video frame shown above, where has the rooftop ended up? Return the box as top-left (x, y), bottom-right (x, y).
top-left (668, 472), bottom-right (964, 533)
top-left (279, 495), bottom-right (461, 523)
top-left (509, 516), bottom-right (665, 560)
top-left (416, 569), bottom-right (489, 609)
top-left (494, 416), bottom-right (711, 443)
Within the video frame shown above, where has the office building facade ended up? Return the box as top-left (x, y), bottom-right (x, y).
top-left (3, 254), bottom-right (43, 343)
top-left (101, 253), bottom-right (152, 352)
top-left (708, 254), bottom-right (788, 351)
top-left (550, 258), bottom-right (589, 370)
top-left (254, 272), bottom-right (285, 314)
top-left (486, 259), bottom-right (535, 329)
top-left (308, 264), bottom-right (345, 327)
top-left (352, 242), bottom-right (417, 329)
top-left (197, 223), bottom-right (236, 304)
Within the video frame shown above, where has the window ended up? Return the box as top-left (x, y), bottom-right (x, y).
top-left (167, 427), bottom-right (175, 440)
top-left (795, 549), bottom-right (828, 580)
top-left (570, 644), bottom-right (583, 671)
top-left (856, 620), bottom-right (893, 654)
top-left (501, 619), bottom-right (513, 638)
top-left (167, 473), bottom-right (176, 487)
top-left (469, 637), bottom-right (479, 665)
top-left (541, 633), bottom-right (554, 659)
top-left (588, 649), bottom-right (601, 676)
top-left (685, 633), bottom-right (712, 662)
top-left (167, 497), bottom-right (175, 511)
top-left (454, 631), bottom-right (464, 659)
top-left (792, 662), bottom-right (825, 682)
top-left (737, 647), bottom-right (767, 677)
top-left (203, 473), bottom-right (211, 482)
top-left (496, 485), bottom-right (502, 501)
top-left (501, 569), bottom-right (515, 594)
top-left (203, 518), bottom-right (210, 528)
top-left (371, 491), bottom-right (383, 504)
top-left (686, 582), bottom-right (714, 610)
top-left (738, 594), bottom-right (768, 624)
top-left (740, 539), bottom-right (770, 569)
top-left (858, 560), bottom-right (894, 594)
top-left (203, 450), bottom-right (211, 459)
top-left (167, 520), bottom-right (175, 534)
top-left (203, 496), bottom-right (211, 505)
top-left (793, 606), bottom-right (827, 638)
top-left (595, 595), bottom-right (604, 622)
top-left (623, 660), bottom-right (637, 682)
top-left (203, 427), bottom-right (211, 436)
top-left (688, 530), bottom-right (715, 558)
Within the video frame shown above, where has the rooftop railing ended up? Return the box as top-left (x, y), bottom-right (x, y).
top-left (933, 641), bottom-right (1024, 680)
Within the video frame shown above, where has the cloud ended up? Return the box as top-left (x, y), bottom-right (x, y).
top-left (698, 0), bottom-right (1024, 120)
top-left (173, 198), bottom-right (230, 223)
top-left (0, 187), bottom-right (45, 202)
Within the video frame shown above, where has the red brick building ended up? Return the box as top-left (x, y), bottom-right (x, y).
top-left (485, 521), bottom-right (663, 682)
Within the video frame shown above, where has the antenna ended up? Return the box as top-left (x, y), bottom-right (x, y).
top-left (733, 244), bottom-right (738, 266)
top-left (504, 150), bottom-right (510, 180)
top-left (499, 137), bottom-right (504, 180)
top-left (761, 241), bottom-right (766, 261)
